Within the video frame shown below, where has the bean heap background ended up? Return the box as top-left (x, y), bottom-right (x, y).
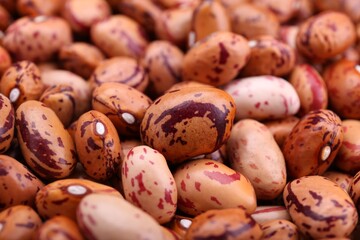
top-left (0, 0), bottom-right (360, 239)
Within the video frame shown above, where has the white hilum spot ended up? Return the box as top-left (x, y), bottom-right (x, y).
top-left (33, 15), bottom-right (47, 23)
top-left (321, 145), bottom-right (331, 161)
top-left (95, 122), bottom-right (105, 135)
top-left (9, 88), bottom-right (20, 103)
top-left (355, 65), bottom-right (360, 74)
top-left (180, 219), bottom-right (192, 229)
top-left (67, 185), bottom-right (87, 195)
top-left (248, 40), bottom-right (258, 48)
top-left (122, 113), bottom-right (136, 124)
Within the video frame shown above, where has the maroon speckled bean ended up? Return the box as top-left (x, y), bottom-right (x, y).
top-left (92, 82), bottom-right (152, 137)
top-left (183, 31), bottom-right (250, 87)
top-left (121, 145), bottom-right (177, 224)
top-left (241, 36), bottom-right (296, 77)
top-left (190, 0), bottom-right (230, 44)
top-left (283, 109), bottom-right (343, 179)
top-left (35, 178), bottom-right (121, 220)
top-left (289, 64), bottom-right (328, 116)
top-left (323, 59), bottom-right (360, 119)
top-left (91, 15), bottom-right (149, 59)
top-left (0, 155), bottom-right (44, 211)
top-left (185, 208), bottom-right (263, 240)
top-left (140, 87), bottom-right (235, 164)
top-left (334, 120), bottom-right (360, 174)
top-left (229, 3), bottom-right (280, 40)
top-left (3, 15), bottom-right (72, 62)
top-left (284, 176), bottom-right (358, 239)
top-left (323, 171), bottom-right (352, 193)
top-left (58, 42), bottom-right (105, 79)
top-left (227, 119), bottom-right (287, 200)
top-left (89, 56), bottom-right (149, 92)
top-left (15, 100), bottom-right (77, 179)
top-left (0, 61), bottom-right (44, 109)
top-left (296, 11), bottom-right (356, 60)
top-left (142, 40), bottom-right (184, 97)
top-left (0, 94), bottom-right (14, 153)
top-left (75, 110), bottom-right (122, 181)
top-left (0, 205), bottom-right (42, 240)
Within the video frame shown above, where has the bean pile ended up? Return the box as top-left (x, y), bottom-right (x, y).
top-left (1, 0), bottom-right (360, 239)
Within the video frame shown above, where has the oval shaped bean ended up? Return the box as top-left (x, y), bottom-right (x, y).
top-left (323, 59), bottom-right (360, 119)
top-left (0, 205), bottom-right (42, 240)
top-left (191, 0), bottom-right (230, 43)
top-left (296, 11), bottom-right (356, 60)
top-left (140, 87), bottom-right (235, 164)
top-left (92, 82), bottom-right (152, 137)
top-left (241, 36), bottom-right (295, 77)
top-left (314, 0), bottom-right (360, 23)
top-left (58, 42), bottom-right (105, 79)
top-left (227, 119), bottom-right (287, 200)
top-left (260, 219), bottom-right (299, 240)
top-left (289, 64), bottom-right (328, 116)
top-left (334, 120), bottom-right (360, 174)
top-left (284, 176), bottom-right (358, 239)
top-left (283, 109), bottom-right (343, 179)
top-left (39, 84), bottom-right (76, 128)
top-left (183, 31), bottom-right (250, 86)
top-left (91, 15), bottom-right (148, 59)
top-left (142, 40), bottom-right (183, 97)
top-left (3, 15), bottom-right (72, 62)
top-left (16, 100), bottom-right (77, 179)
top-left (121, 145), bottom-right (177, 224)
top-left (89, 56), bottom-right (149, 92)
top-left (229, 3), bottom-right (280, 39)
top-left (0, 94), bottom-right (14, 153)
top-left (185, 208), bottom-right (263, 240)
top-left (0, 155), bottom-right (44, 211)
top-left (77, 193), bottom-right (166, 240)
top-left (0, 61), bottom-right (44, 109)
top-left (75, 110), bottom-right (122, 181)
top-left (34, 215), bottom-right (84, 240)
top-left (174, 159), bottom-right (257, 216)
top-left (62, 0), bottom-right (111, 34)
top-left (323, 171), bottom-right (352, 193)
top-left (35, 178), bottom-right (122, 220)
top-left (224, 76), bottom-right (300, 121)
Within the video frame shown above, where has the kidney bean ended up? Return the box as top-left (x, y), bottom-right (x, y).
top-left (323, 171), bottom-right (352, 193)
top-left (314, 0), bottom-right (360, 23)
top-left (260, 219), bottom-right (300, 240)
top-left (0, 94), bottom-right (14, 153)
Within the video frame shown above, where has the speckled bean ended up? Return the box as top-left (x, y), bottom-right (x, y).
top-left (3, 15), bottom-right (72, 62)
top-left (0, 61), bottom-right (44, 109)
top-left (296, 11), bottom-right (356, 60)
top-left (323, 59), bottom-right (360, 119)
top-left (289, 64), bottom-right (328, 116)
top-left (77, 193), bottom-right (166, 240)
top-left (15, 100), bottom-right (77, 179)
top-left (173, 159), bottom-right (257, 216)
top-left (0, 155), bottom-right (44, 211)
top-left (227, 119), bottom-right (287, 200)
top-left (252, 0), bottom-right (299, 23)
top-left (260, 219), bottom-right (299, 240)
top-left (34, 215), bottom-right (84, 240)
top-left (16, 0), bottom-right (63, 17)
top-left (241, 36), bottom-right (295, 77)
top-left (185, 208), bottom-right (263, 240)
top-left (140, 87), bottom-right (235, 164)
top-left (58, 42), bottom-right (105, 79)
top-left (35, 178), bottom-right (122, 220)
top-left (323, 171), bottom-right (352, 193)
top-left (75, 110), bottom-right (122, 181)
top-left (224, 75), bottom-right (300, 121)
top-left (0, 205), bottom-right (42, 240)
top-left (283, 109), bottom-right (343, 179)
top-left (183, 31), bottom-right (250, 86)
top-left (92, 82), bottom-right (153, 137)
top-left (91, 15), bottom-right (148, 59)
top-left (89, 57), bottom-right (149, 92)
top-left (284, 176), bottom-right (358, 239)
top-left (39, 85), bottom-right (76, 128)
top-left (121, 145), bottom-right (177, 224)
top-left (142, 40), bottom-right (184, 97)
top-left (0, 94), bottom-right (14, 153)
